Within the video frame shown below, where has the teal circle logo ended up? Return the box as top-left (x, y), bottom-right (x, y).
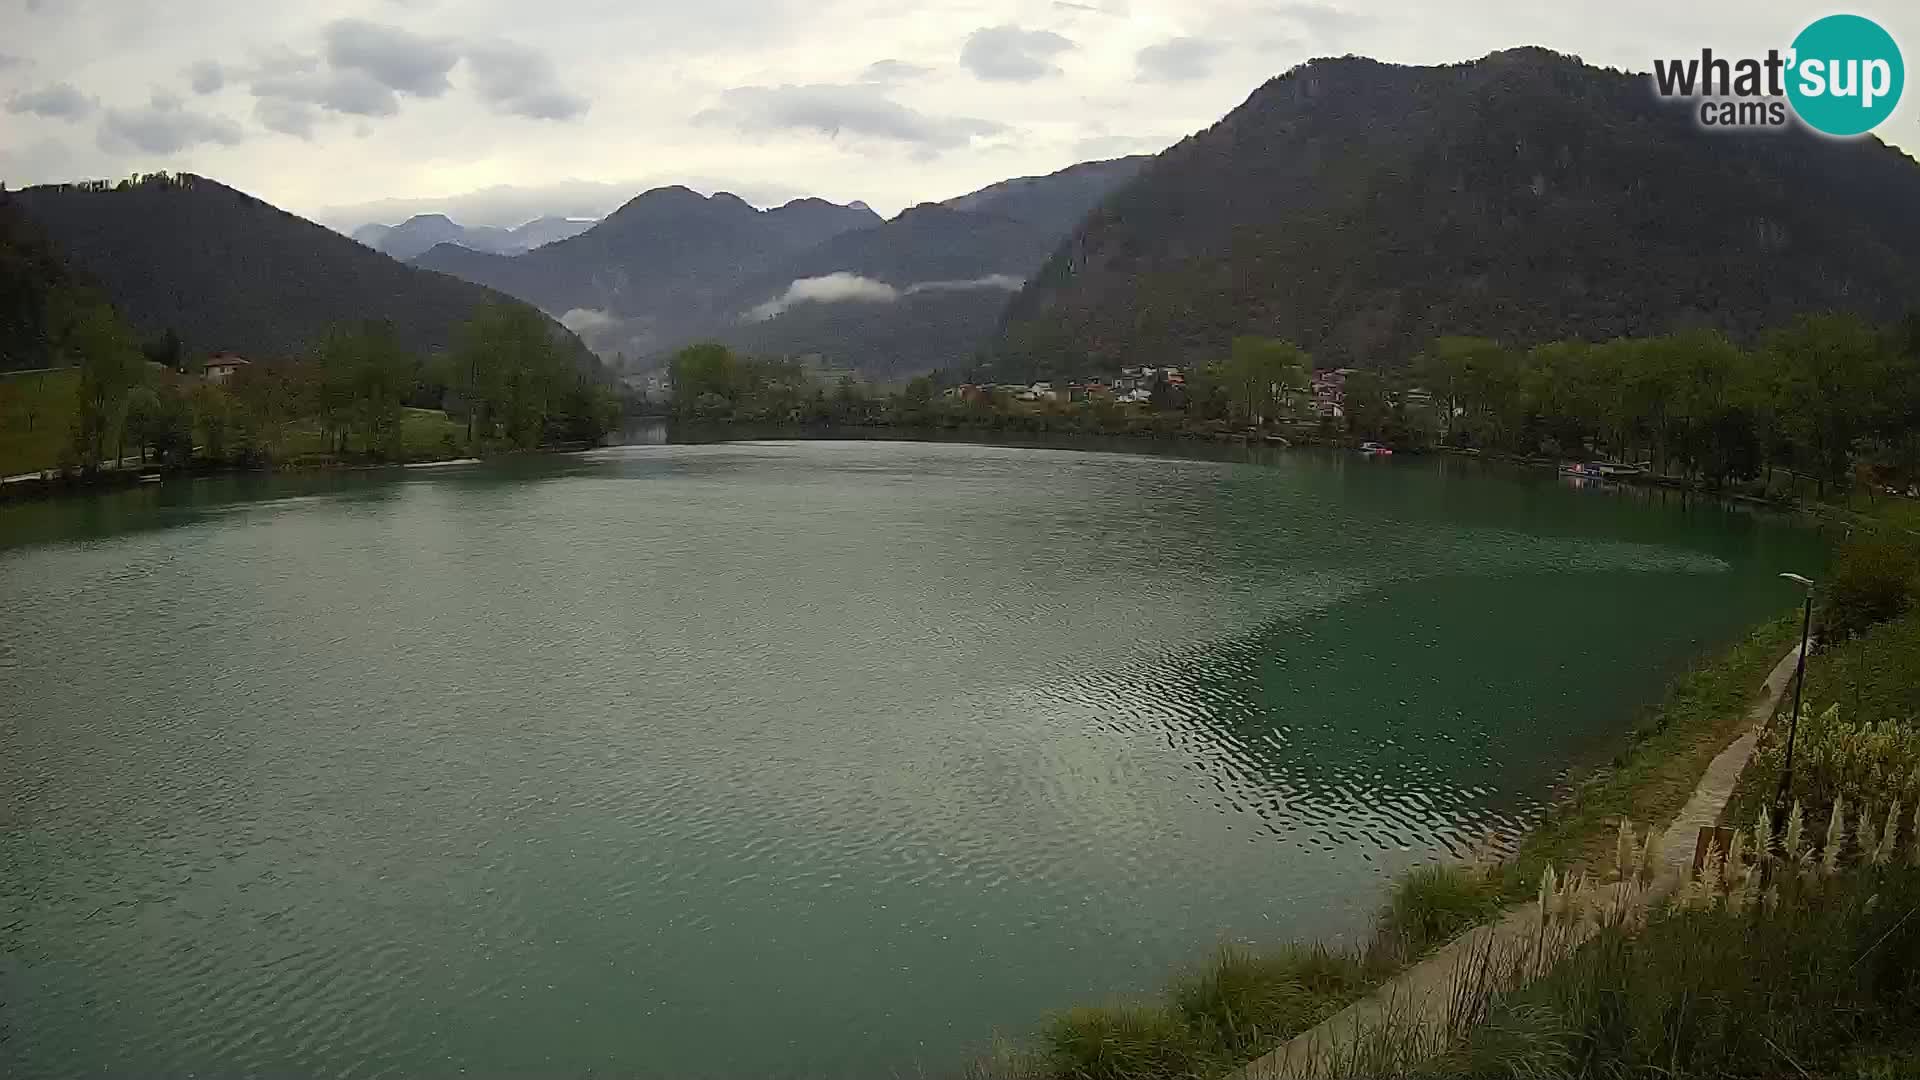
top-left (1787, 14), bottom-right (1904, 136)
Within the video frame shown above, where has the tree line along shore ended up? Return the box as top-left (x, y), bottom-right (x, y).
top-left (664, 311), bottom-right (1920, 506)
top-left (2, 295), bottom-right (618, 490)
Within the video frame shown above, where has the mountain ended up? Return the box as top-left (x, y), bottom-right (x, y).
top-left (940, 156), bottom-right (1151, 237)
top-left (997, 49), bottom-right (1920, 375)
top-left (407, 160), bottom-right (1146, 373)
top-left (715, 158), bottom-right (1149, 374)
top-left (717, 204), bottom-right (1073, 375)
top-left (412, 187), bottom-right (881, 355)
top-left (11, 174), bottom-right (582, 359)
top-left (353, 213), bottom-right (596, 260)
top-left (0, 194), bottom-right (83, 371)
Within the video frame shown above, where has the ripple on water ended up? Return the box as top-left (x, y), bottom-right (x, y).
top-left (0, 442), bottom-right (1818, 1078)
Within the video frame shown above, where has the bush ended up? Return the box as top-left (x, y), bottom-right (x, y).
top-left (1416, 864), bottom-right (1920, 1078)
top-left (1732, 702), bottom-right (1920, 831)
top-left (1369, 864), bottom-right (1504, 968)
top-left (1821, 538), bottom-right (1919, 642)
top-left (1169, 945), bottom-right (1366, 1056)
top-left (1042, 1004), bottom-right (1200, 1080)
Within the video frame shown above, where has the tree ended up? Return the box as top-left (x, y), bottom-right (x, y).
top-left (1767, 314), bottom-right (1883, 498)
top-left (57, 291), bottom-right (141, 469)
top-left (141, 328), bottom-right (183, 371)
top-left (1418, 337), bottom-right (1513, 447)
top-left (122, 384), bottom-right (160, 463)
top-left (1218, 336), bottom-right (1308, 425)
top-left (669, 342), bottom-right (743, 417)
top-left (451, 300), bottom-right (573, 446)
top-left (1342, 369), bottom-right (1395, 440)
top-left (230, 360), bottom-right (310, 462)
top-left (319, 321), bottom-right (412, 458)
top-left (192, 383), bottom-right (235, 462)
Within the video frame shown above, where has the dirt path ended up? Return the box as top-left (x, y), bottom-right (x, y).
top-left (1235, 642), bottom-right (1807, 1080)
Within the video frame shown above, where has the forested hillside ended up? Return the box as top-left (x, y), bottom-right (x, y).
top-left (0, 193), bottom-right (83, 371)
top-left (12, 174), bottom-right (573, 360)
top-left (939, 156), bottom-right (1149, 238)
top-left (995, 48), bottom-right (1920, 376)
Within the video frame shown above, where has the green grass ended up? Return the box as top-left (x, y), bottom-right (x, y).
top-left (281, 407), bottom-right (467, 464)
top-left (966, 945), bottom-right (1372, 1080)
top-left (0, 367), bottom-right (79, 475)
top-left (399, 408), bottom-right (465, 460)
top-left (1723, 606), bottom-right (1920, 832)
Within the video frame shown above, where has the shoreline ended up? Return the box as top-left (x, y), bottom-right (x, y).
top-left (0, 442), bottom-right (594, 504)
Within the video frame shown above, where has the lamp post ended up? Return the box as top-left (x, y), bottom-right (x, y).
top-left (1772, 572), bottom-right (1816, 813)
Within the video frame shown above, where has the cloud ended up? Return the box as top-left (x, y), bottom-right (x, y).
top-left (464, 40), bottom-right (589, 121)
top-left (699, 83), bottom-right (1003, 152)
top-left (97, 90), bottom-right (243, 154)
top-left (186, 60), bottom-right (225, 95)
top-left (747, 272), bottom-right (900, 320)
top-left (242, 29), bottom-right (583, 132)
top-left (254, 97), bottom-right (319, 139)
top-left (745, 272), bottom-right (1026, 321)
top-left (905, 274), bottom-right (1024, 294)
top-left (560, 308), bottom-right (620, 334)
top-left (860, 59), bottom-right (931, 84)
top-left (323, 18), bottom-right (458, 98)
top-left (961, 25), bottom-right (1074, 82)
top-left (0, 53), bottom-right (27, 71)
top-left (253, 69), bottom-right (400, 119)
top-left (1135, 37), bottom-right (1224, 83)
top-left (1272, 3), bottom-right (1371, 42)
top-left (6, 82), bottom-right (96, 121)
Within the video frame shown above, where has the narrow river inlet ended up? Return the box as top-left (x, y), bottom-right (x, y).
top-left (0, 440), bottom-right (1819, 1077)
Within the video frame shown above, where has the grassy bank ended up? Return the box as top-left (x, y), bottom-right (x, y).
top-left (0, 367), bottom-right (79, 475)
top-left (280, 407), bottom-right (467, 464)
top-left (1721, 609), bottom-right (1920, 836)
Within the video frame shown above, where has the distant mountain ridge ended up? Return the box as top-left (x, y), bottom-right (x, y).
top-left (11, 174), bottom-right (586, 360)
top-left (411, 187), bottom-right (883, 356)
top-left (353, 214), bottom-right (596, 260)
top-left (716, 158), bottom-right (1147, 374)
top-left (409, 158), bottom-right (1147, 373)
top-left (996, 49), bottom-right (1920, 374)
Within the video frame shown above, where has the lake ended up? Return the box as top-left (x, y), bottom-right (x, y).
top-left (0, 440), bottom-right (1820, 1078)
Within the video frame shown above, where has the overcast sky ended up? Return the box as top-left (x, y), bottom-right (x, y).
top-left (4, 0), bottom-right (1916, 228)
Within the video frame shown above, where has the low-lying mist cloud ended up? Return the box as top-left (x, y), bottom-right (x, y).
top-left (905, 274), bottom-right (1025, 294)
top-left (746, 273), bottom-right (900, 320)
top-left (560, 307), bottom-right (620, 333)
top-left (745, 271), bottom-right (1025, 321)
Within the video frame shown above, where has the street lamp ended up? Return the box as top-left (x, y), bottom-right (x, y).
top-left (1773, 572), bottom-right (1816, 813)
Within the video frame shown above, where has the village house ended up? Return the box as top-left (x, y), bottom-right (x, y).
top-left (203, 353), bottom-right (250, 384)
